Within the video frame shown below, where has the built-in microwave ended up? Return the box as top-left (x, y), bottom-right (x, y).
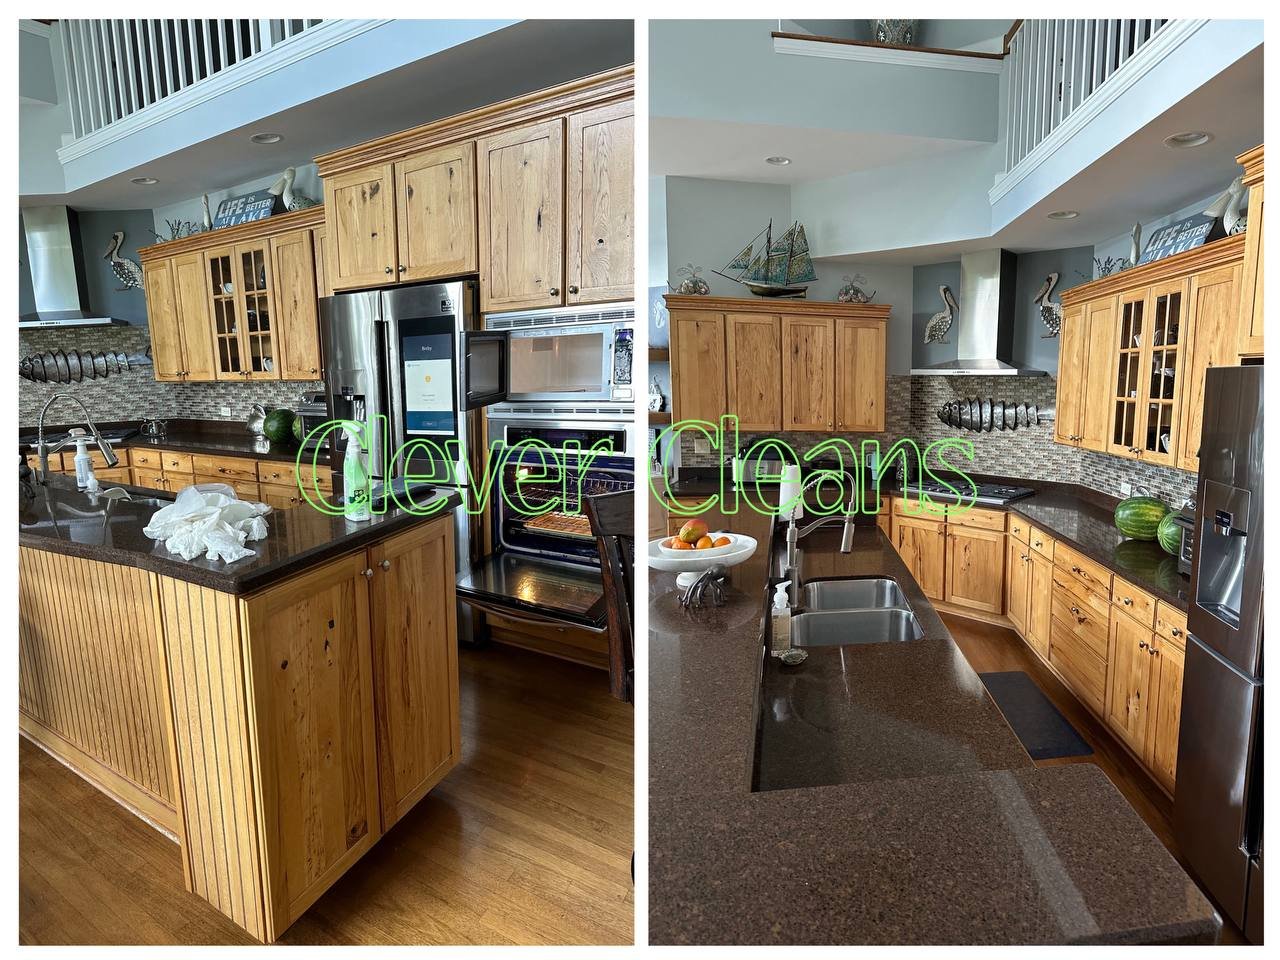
top-left (483, 303), bottom-right (635, 405)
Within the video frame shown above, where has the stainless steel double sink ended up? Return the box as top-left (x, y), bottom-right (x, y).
top-left (790, 577), bottom-right (924, 647)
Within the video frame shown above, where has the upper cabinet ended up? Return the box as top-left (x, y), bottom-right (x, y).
top-left (325, 164), bottom-right (397, 290)
top-left (1237, 145), bottom-right (1264, 358)
top-left (667, 295), bottom-right (889, 433)
top-left (1059, 228), bottom-right (1254, 470)
top-left (139, 207), bottom-right (327, 385)
top-left (566, 102), bottom-right (634, 305)
top-left (477, 119), bottom-right (565, 312)
top-left (314, 66), bottom-right (634, 311)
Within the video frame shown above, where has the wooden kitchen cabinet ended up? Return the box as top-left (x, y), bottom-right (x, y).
top-left (233, 242), bottom-right (280, 379)
top-left (782, 315), bottom-right (835, 431)
top-left (1005, 536), bottom-right (1030, 635)
top-left (1236, 144), bottom-right (1264, 358)
top-left (395, 141), bottom-right (478, 282)
top-left (367, 519), bottom-right (460, 830)
top-left (895, 515), bottom-right (945, 602)
top-left (325, 163), bottom-right (397, 290)
top-left (242, 551), bottom-right (382, 937)
top-left (1054, 304), bottom-right (1086, 446)
top-left (834, 317), bottom-right (886, 432)
top-left (566, 101), bottom-right (634, 304)
top-left (670, 310), bottom-right (727, 422)
top-left (270, 230), bottom-right (323, 380)
top-left (143, 259), bottom-right (185, 381)
top-left (172, 251), bottom-right (217, 381)
top-left (945, 523), bottom-right (1005, 614)
top-left (1057, 299), bottom-right (1115, 450)
top-left (1146, 631), bottom-right (1185, 793)
top-left (312, 226), bottom-right (330, 298)
top-left (1135, 279), bottom-right (1188, 465)
top-left (1026, 549), bottom-right (1054, 660)
top-left (477, 119), bottom-right (566, 312)
top-left (1105, 609), bottom-right (1155, 756)
top-left (725, 313), bottom-right (782, 431)
top-left (1177, 262), bottom-right (1242, 471)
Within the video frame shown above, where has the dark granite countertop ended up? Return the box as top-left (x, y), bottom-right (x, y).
top-left (648, 512), bottom-right (1217, 944)
top-left (19, 418), bottom-right (328, 466)
top-left (662, 469), bottom-right (1190, 611)
top-left (19, 474), bottom-right (459, 595)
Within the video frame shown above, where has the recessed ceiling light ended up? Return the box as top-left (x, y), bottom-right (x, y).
top-left (250, 132), bottom-right (284, 144)
top-left (1164, 131), bottom-right (1212, 149)
top-left (130, 176), bottom-right (158, 185)
top-left (765, 156), bottom-right (792, 166)
top-left (1047, 209), bottom-right (1079, 220)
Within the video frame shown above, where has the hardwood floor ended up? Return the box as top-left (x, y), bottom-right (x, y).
top-left (18, 645), bottom-right (634, 946)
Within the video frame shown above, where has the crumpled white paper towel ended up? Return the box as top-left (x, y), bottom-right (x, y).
top-left (143, 486), bottom-right (271, 563)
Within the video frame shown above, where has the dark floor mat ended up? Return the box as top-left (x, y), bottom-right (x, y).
top-left (979, 670), bottom-right (1094, 761)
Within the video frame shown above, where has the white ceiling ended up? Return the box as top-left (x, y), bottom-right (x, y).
top-left (27, 20), bottom-right (634, 211)
top-left (650, 115), bottom-right (982, 184)
top-left (818, 44), bottom-right (1263, 264)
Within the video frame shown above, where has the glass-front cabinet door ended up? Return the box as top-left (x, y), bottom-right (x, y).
top-left (1109, 290), bottom-right (1146, 457)
top-left (206, 246), bottom-right (242, 380)
top-left (1137, 279), bottom-right (1188, 465)
top-left (233, 242), bottom-right (278, 379)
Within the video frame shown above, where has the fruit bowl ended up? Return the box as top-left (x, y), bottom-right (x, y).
top-left (656, 531), bottom-right (740, 559)
top-left (648, 534), bottom-right (758, 588)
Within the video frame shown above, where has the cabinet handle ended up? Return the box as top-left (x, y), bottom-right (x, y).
top-left (1021, 554), bottom-right (1029, 562)
top-left (549, 287), bottom-right (560, 297)
top-left (379, 559), bottom-right (391, 571)
top-left (309, 367), bottom-right (318, 374)
top-left (1148, 646), bottom-right (1159, 657)
top-left (1171, 627), bottom-right (1183, 637)
top-left (385, 266), bottom-right (393, 274)
top-left (1139, 640), bottom-right (1148, 649)
top-left (362, 568), bottom-right (374, 579)
top-left (398, 265), bottom-right (406, 273)
top-left (1122, 597), bottom-right (1132, 606)
top-left (568, 284), bottom-right (579, 294)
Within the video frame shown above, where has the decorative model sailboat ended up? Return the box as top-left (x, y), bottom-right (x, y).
top-left (715, 219), bottom-right (817, 298)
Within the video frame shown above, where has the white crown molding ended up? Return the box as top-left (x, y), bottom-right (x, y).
top-left (988, 19), bottom-right (1210, 206)
top-left (20, 19), bottom-right (52, 39)
top-left (773, 36), bottom-right (1003, 75)
top-left (55, 19), bottom-right (391, 165)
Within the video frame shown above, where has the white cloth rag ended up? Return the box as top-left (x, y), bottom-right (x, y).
top-left (142, 486), bottom-right (272, 563)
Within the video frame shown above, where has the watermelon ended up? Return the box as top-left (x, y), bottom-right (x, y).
top-left (262, 408), bottom-right (297, 444)
top-left (1114, 496), bottom-right (1171, 540)
top-left (1156, 512), bottom-right (1182, 556)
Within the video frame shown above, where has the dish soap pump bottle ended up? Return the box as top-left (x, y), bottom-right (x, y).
top-left (341, 426), bottom-right (372, 522)
top-left (68, 428), bottom-right (95, 491)
top-left (771, 581), bottom-right (792, 656)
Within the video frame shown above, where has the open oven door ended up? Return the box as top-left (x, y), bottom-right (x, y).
top-left (456, 553), bottom-right (609, 635)
top-left (461, 330), bottom-right (508, 410)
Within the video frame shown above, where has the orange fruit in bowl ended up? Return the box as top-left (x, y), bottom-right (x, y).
top-left (695, 535), bottom-right (714, 550)
top-left (713, 535), bottom-right (732, 548)
top-left (671, 539), bottom-right (693, 550)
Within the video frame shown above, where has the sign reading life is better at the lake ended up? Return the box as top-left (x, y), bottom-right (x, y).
top-left (1139, 213), bottom-right (1223, 264)
top-left (212, 189), bottom-right (283, 229)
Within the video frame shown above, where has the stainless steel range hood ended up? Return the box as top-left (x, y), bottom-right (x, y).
top-left (19, 206), bottom-right (127, 329)
top-left (911, 249), bottom-right (1045, 376)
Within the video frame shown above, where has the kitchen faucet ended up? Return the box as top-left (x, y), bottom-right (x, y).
top-left (781, 471), bottom-right (860, 606)
top-left (35, 394), bottom-right (118, 485)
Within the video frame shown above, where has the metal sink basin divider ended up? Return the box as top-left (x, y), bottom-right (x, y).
top-left (790, 577), bottom-right (924, 646)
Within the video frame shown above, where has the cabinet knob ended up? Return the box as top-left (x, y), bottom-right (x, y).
top-left (1171, 627), bottom-right (1183, 637)
top-left (310, 367), bottom-right (318, 374)
top-left (379, 559), bottom-right (391, 570)
top-left (568, 284), bottom-right (579, 294)
top-left (1139, 640), bottom-right (1148, 649)
top-left (398, 265), bottom-right (406, 273)
top-left (1148, 646), bottom-right (1159, 657)
top-left (549, 287), bottom-right (560, 297)
top-left (385, 266), bottom-right (393, 275)
top-left (1122, 597), bottom-right (1132, 606)
top-left (363, 568), bottom-right (374, 579)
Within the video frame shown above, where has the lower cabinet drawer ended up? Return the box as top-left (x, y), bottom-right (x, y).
top-left (259, 482), bottom-right (307, 510)
top-left (1049, 620), bottom-right (1107, 714)
top-left (947, 505), bottom-right (1006, 531)
top-left (132, 467), bottom-right (167, 491)
top-left (1055, 542), bottom-right (1113, 599)
top-left (129, 447), bottom-right (161, 469)
top-left (1049, 587), bottom-right (1109, 659)
top-left (1006, 513), bottom-right (1031, 544)
top-left (96, 467), bottom-right (132, 484)
top-left (196, 474), bottom-right (259, 501)
top-left (159, 451), bottom-right (194, 474)
top-left (193, 453), bottom-right (258, 482)
top-left (164, 471), bottom-right (197, 493)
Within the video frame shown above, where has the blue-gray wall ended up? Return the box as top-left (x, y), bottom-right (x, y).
top-left (1012, 246), bottom-right (1093, 374)
top-left (911, 261), bottom-right (962, 368)
top-left (76, 209), bottom-right (153, 325)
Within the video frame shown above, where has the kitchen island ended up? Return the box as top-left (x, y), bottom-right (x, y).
top-left (648, 516), bottom-right (1219, 945)
top-left (18, 475), bottom-right (464, 942)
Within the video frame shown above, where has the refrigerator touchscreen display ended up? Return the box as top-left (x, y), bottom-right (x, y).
top-left (402, 332), bottom-right (457, 436)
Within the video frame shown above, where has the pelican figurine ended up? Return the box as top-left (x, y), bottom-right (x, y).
top-left (1033, 271), bottom-right (1062, 337)
top-left (104, 231), bottom-right (143, 291)
top-left (923, 285), bottom-right (958, 344)
top-left (1202, 175), bottom-right (1248, 234)
top-left (268, 166), bottom-right (319, 211)
top-left (1129, 221), bottom-right (1142, 266)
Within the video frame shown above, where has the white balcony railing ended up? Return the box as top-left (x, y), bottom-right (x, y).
top-left (1004, 19), bottom-right (1170, 173)
top-left (56, 19), bottom-right (324, 141)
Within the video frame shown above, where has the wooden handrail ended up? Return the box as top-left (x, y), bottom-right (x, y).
top-left (1003, 20), bottom-right (1024, 55)
top-left (770, 31), bottom-right (1006, 61)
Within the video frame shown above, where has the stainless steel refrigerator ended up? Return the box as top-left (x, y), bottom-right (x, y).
top-left (318, 279), bottom-right (508, 643)
top-left (1175, 364), bottom-right (1264, 942)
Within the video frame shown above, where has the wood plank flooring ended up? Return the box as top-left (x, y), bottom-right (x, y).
top-left (19, 645), bottom-right (634, 946)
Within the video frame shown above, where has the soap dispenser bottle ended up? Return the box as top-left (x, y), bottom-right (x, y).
top-left (771, 581), bottom-right (792, 656)
top-left (68, 428), bottom-right (95, 491)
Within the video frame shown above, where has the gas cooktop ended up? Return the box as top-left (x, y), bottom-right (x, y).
top-left (905, 480), bottom-right (1035, 506)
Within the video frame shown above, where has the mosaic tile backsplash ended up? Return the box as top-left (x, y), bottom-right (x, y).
top-left (18, 327), bottom-right (322, 428)
top-left (676, 374), bottom-right (1197, 506)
